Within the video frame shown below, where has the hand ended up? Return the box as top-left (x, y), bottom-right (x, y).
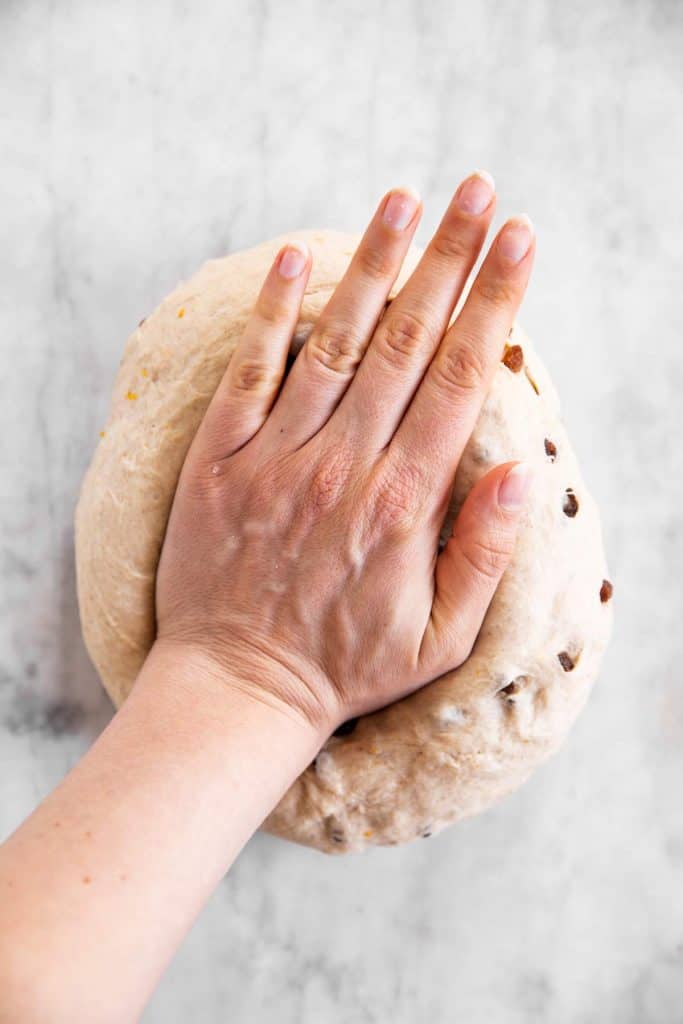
top-left (154, 172), bottom-right (535, 736)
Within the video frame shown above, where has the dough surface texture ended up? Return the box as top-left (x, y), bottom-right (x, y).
top-left (75, 230), bottom-right (613, 853)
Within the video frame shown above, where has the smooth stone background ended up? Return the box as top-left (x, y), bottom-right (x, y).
top-left (1, 1), bottom-right (681, 1021)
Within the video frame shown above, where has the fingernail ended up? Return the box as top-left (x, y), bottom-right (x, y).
top-left (382, 187), bottom-right (421, 231)
top-left (498, 214), bottom-right (534, 264)
top-left (498, 462), bottom-right (533, 510)
top-left (278, 241), bottom-right (309, 279)
top-left (455, 170), bottom-right (495, 215)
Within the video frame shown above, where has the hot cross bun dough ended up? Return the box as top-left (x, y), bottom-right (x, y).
top-left (75, 230), bottom-right (613, 854)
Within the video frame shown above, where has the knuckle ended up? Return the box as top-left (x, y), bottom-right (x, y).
top-left (430, 229), bottom-right (472, 264)
top-left (377, 310), bottom-right (429, 365)
top-left (307, 325), bottom-right (359, 375)
top-left (457, 530), bottom-right (513, 582)
top-left (358, 243), bottom-right (394, 281)
top-left (433, 342), bottom-right (486, 396)
top-left (256, 300), bottom-right (287, 327)
top-left (305, 446), bottom-right (355, 517)
top-left (370, 463), bottom-right (424, 533)
top-left (475, 274), bottom-right (517, 310)
top-left (231, 358), bottom-right (277, 394)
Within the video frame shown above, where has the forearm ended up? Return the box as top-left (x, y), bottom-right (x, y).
top-left (0, 643), bottom-right (322, 1023)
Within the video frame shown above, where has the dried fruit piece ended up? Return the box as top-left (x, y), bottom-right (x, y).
top-left (333, 717), bottom-right (359, 738)
top-left (502, 343), bottom-right (524, 372)
top-left (499, 681), bottom-right (520, 699)
top-left (558, 651), bottom-right (575, 672)
top-left (600, 579), bottom-right (614, 603)
top-left (563, 489), bottom-right (579, 517)
top-left (544, 438), bottom-right (557, 461)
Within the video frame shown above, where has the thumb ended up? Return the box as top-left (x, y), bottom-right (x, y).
top-left (419, 461), bottom-right (533, 677)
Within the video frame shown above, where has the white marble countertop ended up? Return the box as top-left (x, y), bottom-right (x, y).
top-left (2, 1), bottom-right (682, 1020)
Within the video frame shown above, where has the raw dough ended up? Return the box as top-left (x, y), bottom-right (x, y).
top-left (75, 230), bottom-right (613, 853)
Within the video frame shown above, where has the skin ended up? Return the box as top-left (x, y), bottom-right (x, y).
top-left (0, 171), bottom-right (535, 1022)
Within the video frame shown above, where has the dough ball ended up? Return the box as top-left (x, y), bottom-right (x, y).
top-left (75, 231), bottom-right (613, 853)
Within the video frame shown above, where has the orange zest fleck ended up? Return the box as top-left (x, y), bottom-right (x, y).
top-left (99, 430), bottom-right (106, 438)
top-left (141, 368), bottom-right (148, 378)
top-left (177, 307), bottom-right (185, 318)
top-left (363, 830), bottom-right (373, 838)
top-left (126, 391), bottom-right (138, 401)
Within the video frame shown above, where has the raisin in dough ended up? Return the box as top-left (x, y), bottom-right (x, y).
top-left (75, 230), bottom-right (613, 854)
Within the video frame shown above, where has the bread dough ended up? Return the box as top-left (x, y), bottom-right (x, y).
top-left (75, 230), bottom-right (613, 853)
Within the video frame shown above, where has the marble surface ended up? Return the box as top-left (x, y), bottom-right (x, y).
top-left (2, 0), bottom-right (682, 1020)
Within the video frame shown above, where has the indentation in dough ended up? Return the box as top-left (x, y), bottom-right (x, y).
top-left (498, 675), bottom-right (549, 739)
top-left (471, 442), bottom-right (493, 465)
top-left (498, 675), bottom-right (531, 703)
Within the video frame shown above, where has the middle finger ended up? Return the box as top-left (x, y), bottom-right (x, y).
top-left (329, 171), bottom-right (497, 449)
top-left (263, 186), bottom-right (422, 449)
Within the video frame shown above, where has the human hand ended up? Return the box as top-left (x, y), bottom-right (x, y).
top-left (154, 173), bottom-right (535, 737)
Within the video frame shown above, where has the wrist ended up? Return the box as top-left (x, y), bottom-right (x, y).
top-left (141, 637), bottom-right (335, 749)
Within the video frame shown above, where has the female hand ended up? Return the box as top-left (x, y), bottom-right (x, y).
top-left (155, 171), bottom-right (535, 735)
